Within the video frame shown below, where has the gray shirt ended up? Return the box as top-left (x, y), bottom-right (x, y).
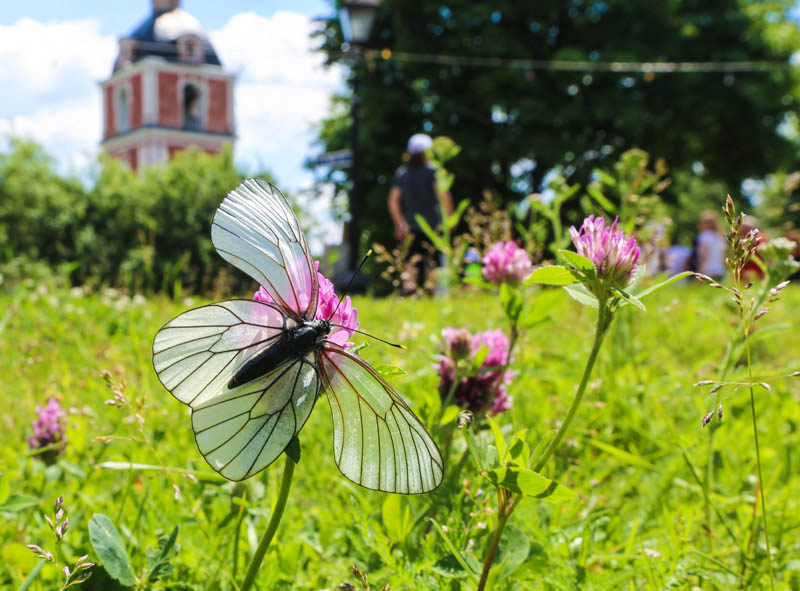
top-left (393, 164), bottom-right (440, 233)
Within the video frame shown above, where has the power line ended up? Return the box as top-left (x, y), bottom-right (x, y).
top-left (365, 48), bottom-right (793, 74)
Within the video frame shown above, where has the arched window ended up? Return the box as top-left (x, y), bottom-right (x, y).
top-left (116, 86), bottom-right (131, 134)
top-left (182, 83), bottom-right (202, 131)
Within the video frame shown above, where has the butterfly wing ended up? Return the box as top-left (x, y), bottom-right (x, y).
top-left (211, 178), bottom-right (318, 320)
top-left (192, 354), bottom-right (318, 481)
top-left (317, 343), bottom-right (444, 494)
top-left (153, 300), bottom-right (319, 480)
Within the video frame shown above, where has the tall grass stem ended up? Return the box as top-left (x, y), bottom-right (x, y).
top-left (745, 333), bottom-right (775, 590)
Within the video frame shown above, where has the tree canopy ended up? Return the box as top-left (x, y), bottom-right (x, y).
top-left (313, 0), bottom-right (800, 246)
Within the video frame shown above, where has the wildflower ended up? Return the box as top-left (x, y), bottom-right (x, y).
top-left (482, 241), bottom-right (533, 285)
top-left (436, 328), bottom-right (514, 415)
top-left (569, 216), bottom-right (640, 289)
top-left (442, 327), bottom-right (472, 360)
top-left (254, 262), bottom-right (359, 348)
top-left (28, 399), bottom-right (66, 463)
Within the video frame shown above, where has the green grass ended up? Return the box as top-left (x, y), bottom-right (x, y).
top-left (1, 282), bottom-right (799, 590)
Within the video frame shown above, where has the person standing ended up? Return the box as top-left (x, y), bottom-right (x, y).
top-left (695, 211), bottom-right (727, 280)
top-left (387, 133), bottom-right (454, 291)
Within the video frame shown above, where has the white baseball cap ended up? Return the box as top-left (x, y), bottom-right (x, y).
top-left (407, 133), bottom-right (433, 154)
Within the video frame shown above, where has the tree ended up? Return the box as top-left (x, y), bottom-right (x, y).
top-left (312, 0), bottom-right (800, 246)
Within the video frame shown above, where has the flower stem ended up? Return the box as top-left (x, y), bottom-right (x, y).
top-left (533, 303), bottom-right (610, 472)
top-left (744, 329), bottom-right (775, 590)
top-left (238, 451), bottom-right (297, 591)
top-left (477, 490), bottom-right (516, 591)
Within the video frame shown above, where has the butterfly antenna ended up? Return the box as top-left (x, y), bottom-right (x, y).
top-left (328, 324), bottom-right (406, 349)
top-left (327, 249), bottom-right (373, 322)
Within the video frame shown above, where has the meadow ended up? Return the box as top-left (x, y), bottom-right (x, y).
top-left (1, 278), bottom-right (799, 590)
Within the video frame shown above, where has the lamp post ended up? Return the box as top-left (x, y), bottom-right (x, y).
top-left (338, 0), bottom-right (380, 275)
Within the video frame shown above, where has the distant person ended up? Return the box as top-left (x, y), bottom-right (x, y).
top-left (695, 211), bottom-right (727, 279)
top-left (387, 133), bottom-right (454, 291)
top-left (665, 243), bottom-right (692, 279)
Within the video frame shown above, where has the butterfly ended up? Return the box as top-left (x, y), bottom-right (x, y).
top-left (152, 179), bottom-right (443, 494)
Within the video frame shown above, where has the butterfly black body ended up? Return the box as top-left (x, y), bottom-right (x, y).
top-left (228, 319), bottom-right (331, 389)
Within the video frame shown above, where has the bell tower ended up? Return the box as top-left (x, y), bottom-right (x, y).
top-left (100, 0), bottom-right (235, 170)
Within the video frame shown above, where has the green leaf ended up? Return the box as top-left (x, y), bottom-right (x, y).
top-left (381, 495), bottom-right (411, 545)
top-left (431, 519), bottom-right (480, 584)
top-left (375, 364), bottom-right (406, 378)
top-left (563, 283), bottom-right (599, 308)
top-left (487, 416), bottom-right (506, 462)
top-left (96, 462), bottom-right (225, 482)
top-left (520, 290), bottom-right (560, 328)
top-left (557, 250), bottom-right (596, 274)
top-left (472, 345), bottom-right (489, 370)
top-left (0, 475), bottom-right (10, 505)
top-left (610, 286), bottom-right (646, 311)
top-left (525, 266), bottom-right (582, 286)
top-left (445, 199), bottom-right (470, 228)
top-left (0, 493), bottom-right (40, 513)
top-left (586, 439), bottom-right (655, 470)
top-left (414, 215), bottom-right (449, 253)
top-left (88, 513), bottom-right (137, 587)
top-left (490, 523), bottom-right (531, 585)
top-left (463, 276), bottom-right (497, 290)
top-left (439, 405), bottom-right (461, 426)
top-left (285, 436), bottom-right (301, 464)
top-left (505, 430), bottom-right (530, 467)
top-left (499, 283), bottom-right (523, 322)
top-left (146, 525), bottom-right (179, 582)
top-left (463, 425), bottom-right (484, 472)
top-left (593, 168), bottom-right (618, 187)
top-left (586, 184), bottom-right (616, 212)
top-left (17, 559), bottom-right (45, 591)
top-left (634, 271), bottom-right (694, 300)
top-left (485, 466), bottom-right (577, 502)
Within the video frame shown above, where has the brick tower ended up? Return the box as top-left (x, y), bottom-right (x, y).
top-left (100, 0), bottom-right (235, 170)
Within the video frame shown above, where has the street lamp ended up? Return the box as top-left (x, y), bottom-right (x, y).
top-left (338, 0), bottom-right (380, 277)
top-left (340, 0), bottom-right (380, 45)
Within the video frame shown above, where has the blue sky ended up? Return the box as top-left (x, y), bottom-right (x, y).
top-left (0, 1), bottom-right (334, 35)
top-left (0, 1), bottom-right (344, 193)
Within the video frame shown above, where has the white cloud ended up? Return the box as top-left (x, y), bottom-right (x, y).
top-left (210, 11), bottom-right (344, 186)
top-left (0, 11), bottom-right (343, 192)
top-left (0, 17), bottom-right (115, 171)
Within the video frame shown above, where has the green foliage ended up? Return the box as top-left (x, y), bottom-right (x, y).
top-left (313, 0), bottom-right (800, 242)
top-left (2, 282), bottom-right (800, 590)
top-left (0, 139), bottom-right (280, 295)
top-left (88, 514), bottom-right (136, 586)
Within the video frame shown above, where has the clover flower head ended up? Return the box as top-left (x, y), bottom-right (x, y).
top-left (254, 262), bottom-right (360, 348)
top-left (569, 216), bottom-right (640, 288)
top-left (442, 327), bottom-right (472, 361)
top-left (472, 329), bottom-right (510, 368)
top-left (28, 398), bottom-right (67, 462)
top-left (482, 241), bottom-right (533, 285)
top-left (436, 328), bottom-right (514, 415)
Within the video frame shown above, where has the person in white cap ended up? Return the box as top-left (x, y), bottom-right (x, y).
top-left (387, 133), bottom-right (453, 292)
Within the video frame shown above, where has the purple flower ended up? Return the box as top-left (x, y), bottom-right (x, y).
top-left (254, 262), bottom-right (359, 348)
top-left (482, 241), bottom-right (533, 285)
top-left (569, 216), bottom-right (640, 289)
top-left (436, 328), bottom-right (514, 415)
top-left (28, 398), bottom-right (66, 463)
top-left (442, 327), bottom-right (472, 360)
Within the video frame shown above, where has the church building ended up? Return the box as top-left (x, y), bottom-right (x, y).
top-left (100, 0), bottom-right (235, 170)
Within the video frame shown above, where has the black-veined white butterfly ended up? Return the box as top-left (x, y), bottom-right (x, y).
top-left (152, 179), bottom-right (443, 494)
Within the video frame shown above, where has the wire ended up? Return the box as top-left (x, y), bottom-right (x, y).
top-left (365, 48), bottom-right (792, 74)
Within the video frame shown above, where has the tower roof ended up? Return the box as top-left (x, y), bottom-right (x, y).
top-left (114, 4), bottom-right (222, 72)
